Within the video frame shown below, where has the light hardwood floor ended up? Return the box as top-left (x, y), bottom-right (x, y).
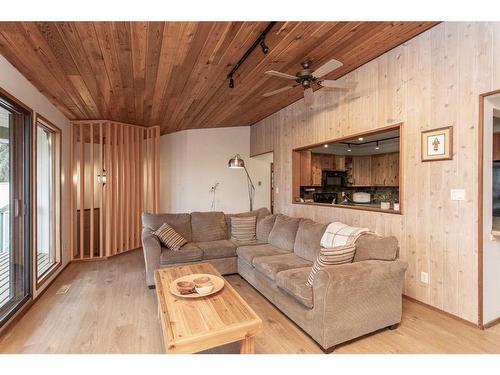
top-left (1, 249), bottom-right (500, 354)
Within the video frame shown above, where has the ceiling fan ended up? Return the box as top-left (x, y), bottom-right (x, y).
top-left (262, 59), bottom-right (357, 105)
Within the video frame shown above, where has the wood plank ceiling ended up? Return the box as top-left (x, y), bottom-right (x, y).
top-left (0, 22), bottom-right (438, 134)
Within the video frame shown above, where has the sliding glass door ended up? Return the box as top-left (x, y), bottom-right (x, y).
top-left (0, 91), bottom-right (31, 328)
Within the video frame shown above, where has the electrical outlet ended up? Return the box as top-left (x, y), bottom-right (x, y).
top-left (450, 189), bottom-right (465, 201)
top-left (420, 271), bottom-right (429, 284)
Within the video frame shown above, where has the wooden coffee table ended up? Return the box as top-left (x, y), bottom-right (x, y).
top-left (154, 262), bottom-right (262, 354)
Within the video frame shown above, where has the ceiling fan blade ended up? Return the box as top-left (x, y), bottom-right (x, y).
top-left (303, 87), bottom-right (314, 106)
top-left (265, 70), bottom-right (298, 80)
top-left (312, 58), bottom-right (343, 78)
top-left (262, 85), bottom-right (296, 97)
top-left (318, 80), bottom-right (357, 89)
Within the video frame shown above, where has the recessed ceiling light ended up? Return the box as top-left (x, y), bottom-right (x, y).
top-left (323, 144), bottom-right (328, 148)
top-left (358, 137), bottom-right (364, 141)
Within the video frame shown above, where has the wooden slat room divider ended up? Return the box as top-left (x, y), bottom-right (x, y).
top-left (70, 120), bottom-right (160, 261)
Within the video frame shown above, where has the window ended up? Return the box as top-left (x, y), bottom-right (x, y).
top-left (292, 123), bottom-right (403, 214)
top-left (35, 115), bottom-right (61, 285)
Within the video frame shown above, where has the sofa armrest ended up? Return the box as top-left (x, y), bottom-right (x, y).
top-left (142, 228), bottom-right (161, 288)
top-left (313, 259), bottom-right (408, 347)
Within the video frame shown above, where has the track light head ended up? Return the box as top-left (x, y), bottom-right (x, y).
top-left (260, 40), bottom-right (269, 54)
top-left (229, 76), bottom-right (234, 88)
top-left (375, 141), bottom-right (380, 150)
top-left (347, 143), bottom-right (352, 152)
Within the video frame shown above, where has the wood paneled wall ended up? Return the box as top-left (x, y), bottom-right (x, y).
top-left (70, 120), bottom-right (159, 260)
top-left (250, 22), bottom-right (500, 324)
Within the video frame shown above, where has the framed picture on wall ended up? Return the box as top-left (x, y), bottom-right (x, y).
top-left (421, 126), bottom-right (453, 162)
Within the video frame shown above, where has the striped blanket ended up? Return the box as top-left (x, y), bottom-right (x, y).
top-left (320, 222), bottom-right (370, 248)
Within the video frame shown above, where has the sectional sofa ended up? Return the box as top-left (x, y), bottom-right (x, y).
top-left (141, 208), bottom-right (408, 352)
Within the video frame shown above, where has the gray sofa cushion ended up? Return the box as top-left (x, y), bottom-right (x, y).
top-left (267, 214), bottom-right (301, 251)
top-left (191, 211), bottom-right (228, 242)
top-left (197, 239), bottom-right (237, 260)
top-left (160, 243), bottom-right (203, 264)
top-left (293, 219), bottom-right (327, 262)
top-left (142, 212), bottom-right (192, 242)
top-left (276, 267), bottom-right (314, 309)
top-left (236, 243), bottom-right (287, 265)
top-left (225, 207), bottom-right (271, 237)
top-left (252, 253), bottom-right (312, 281)
top-left (354, 234), bottom-right (399, 262)
top-left (256, 214), bottom-right (277, 243)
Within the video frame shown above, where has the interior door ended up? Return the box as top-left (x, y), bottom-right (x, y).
top-left (0, 93), bottom-right (31, 328)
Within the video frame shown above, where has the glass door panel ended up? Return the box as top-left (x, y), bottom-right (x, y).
top-left (0, 94), bottom-right (31, 327)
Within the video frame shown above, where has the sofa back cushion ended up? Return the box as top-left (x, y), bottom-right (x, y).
top-left (191, 211), bottom-right (228, 242)
top-left (142, 213), bottom-right (192, 242)
top-left (353, 233), bottom-right (399, 262)
top-left (225, 207), bottom-right (271, 238)
top-left (267, 214), bottom-right (301, 251)
top-left (293, 219), bottom-right (327, 262)
top-left (256, 214), bottom-right (277, 243)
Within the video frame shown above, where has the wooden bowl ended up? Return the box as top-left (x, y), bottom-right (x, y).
top-left (193, 276), bottom-right (211, 287)
top-left (176, 281), bottom-right (195, 294)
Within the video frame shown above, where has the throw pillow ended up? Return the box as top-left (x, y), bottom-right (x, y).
top-left (231, 216), bottom-right (257, 244)
top-left (306, 244), bottom-right (356, 286)
top-left (154, 223), bottom-right (187, 251)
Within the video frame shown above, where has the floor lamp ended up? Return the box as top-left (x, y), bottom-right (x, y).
top-left (228, 154), bottom-right (255, 211)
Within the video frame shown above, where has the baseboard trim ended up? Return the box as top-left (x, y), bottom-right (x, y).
top-left (482, 316), bottom-right (500, 329)
top-left (403, 295), bottom-right (480, 329)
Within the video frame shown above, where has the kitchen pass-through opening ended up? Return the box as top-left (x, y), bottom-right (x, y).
top-left (292, 123), bottom-right (402, 214)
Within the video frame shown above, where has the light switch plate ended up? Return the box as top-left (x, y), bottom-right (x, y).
top-left (450, 189), bottom-right (466, 201)
top-left (420, 271), bottom-right (429, 284)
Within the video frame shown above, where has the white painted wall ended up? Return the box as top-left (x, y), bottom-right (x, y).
top-left (159, 127), bottom-right (273, 214)
top-left (483, 95), bottom-right (500, 324)
top-left (0, 54), bottom-right (71, 298)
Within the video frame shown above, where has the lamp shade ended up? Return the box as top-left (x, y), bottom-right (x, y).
top-left (228, 154), bottom-right (245, 168)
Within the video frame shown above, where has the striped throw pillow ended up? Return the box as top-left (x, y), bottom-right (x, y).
top-left (154, 223), bottom-right (187, 251)
top-left (306, 244), bottom-right (356, 286)
top-left (231, 216), bottom-right (257, 244)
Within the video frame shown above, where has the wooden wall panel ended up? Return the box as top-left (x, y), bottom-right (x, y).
top-left (70, 120), bottom-right (159, 260)
top-left (249, 22), bottom-right (500, 324)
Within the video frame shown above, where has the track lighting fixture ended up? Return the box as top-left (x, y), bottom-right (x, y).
top-left (375, 141), bottom-right (380, 150)
top-left (347, 143), bottom-right (352, 152)
top-left (260, 40), bottom-right (269, 54)
top-left (226, 22), bottom-right (276, 89)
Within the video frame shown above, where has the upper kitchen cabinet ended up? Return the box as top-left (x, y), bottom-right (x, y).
top-left (351, 155), bottom-right (372, 186)
top-left (371, 152), bottom-right (399, 186)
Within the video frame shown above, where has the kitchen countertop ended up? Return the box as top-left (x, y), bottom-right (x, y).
top-left (293, 201), bottom-right (401, 214)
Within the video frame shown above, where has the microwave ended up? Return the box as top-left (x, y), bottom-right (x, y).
top-left (322, 171), bottom-right (347, 187)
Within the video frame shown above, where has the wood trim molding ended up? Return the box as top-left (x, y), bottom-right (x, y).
top-left (33, 113), bottom-right (63, 290)
top-left (477, 88), bottom-right (500, 328)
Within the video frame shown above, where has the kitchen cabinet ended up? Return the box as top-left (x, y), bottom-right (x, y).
top-left (333, 155), bottom-right (346, 171)
top-left (311, 154), bottom-right (323, 186)
top-left (494, 133), bottom-right (500, 161)
top-left (351, 156), bottom-right (372, 186)
top-left (299, 150), bottom-right (312, 186)
top-left (371, 153), bottom-right (399, 186)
